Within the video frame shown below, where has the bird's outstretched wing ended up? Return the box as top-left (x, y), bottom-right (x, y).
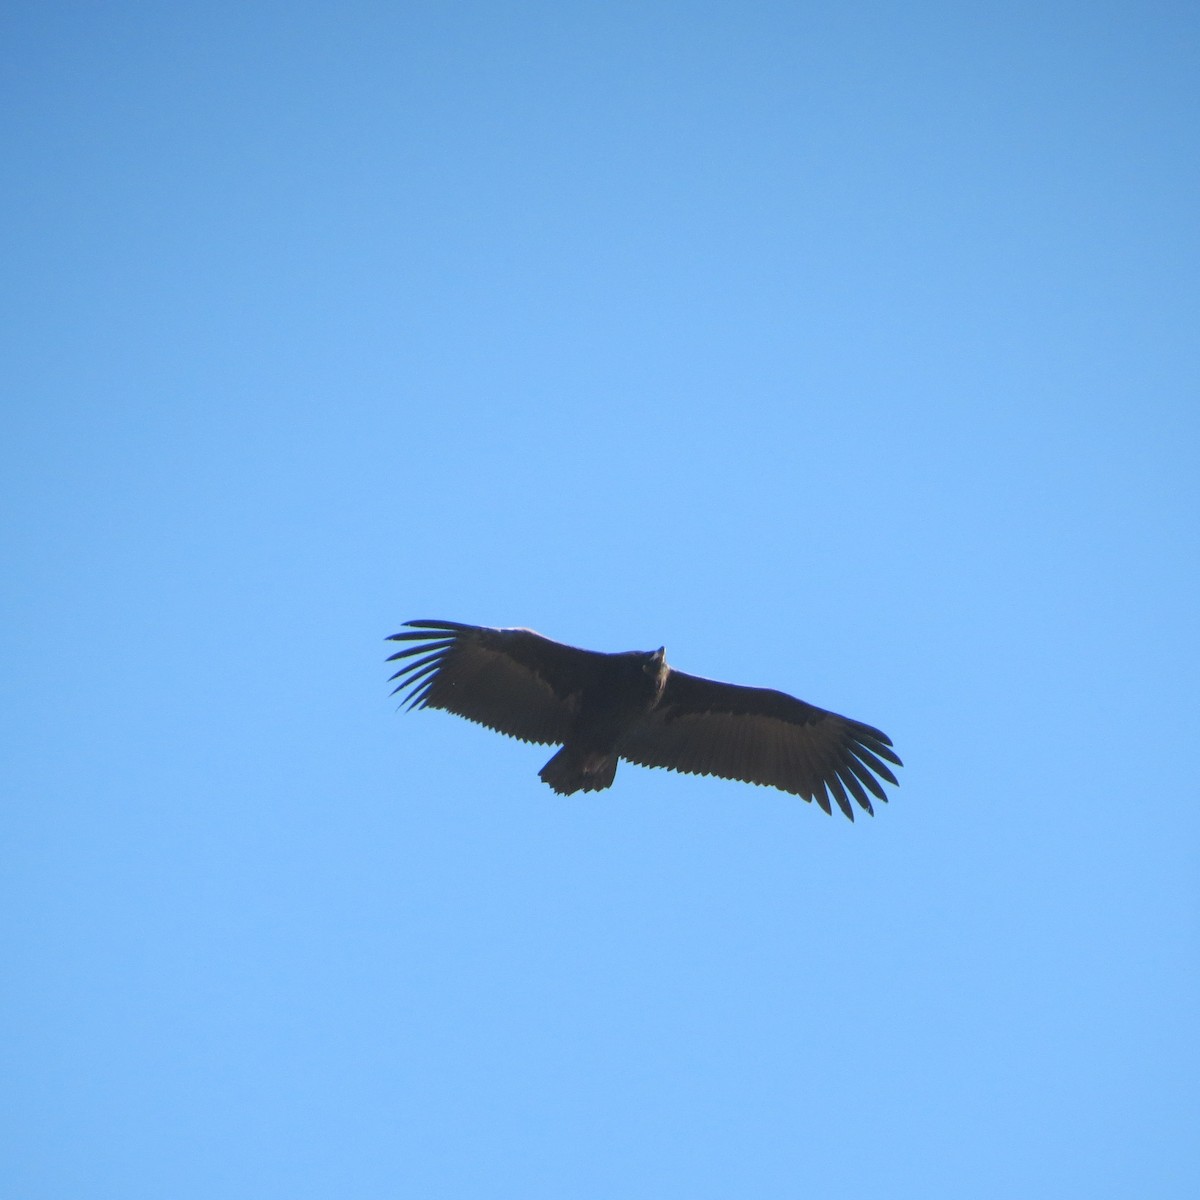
top-left (617, 669), bottom-right (901, 819)
top-left (386, 620), bottom-right (609, 746)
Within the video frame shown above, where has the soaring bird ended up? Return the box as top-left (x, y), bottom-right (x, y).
top-left (386, 619), bottom-right (901, 819)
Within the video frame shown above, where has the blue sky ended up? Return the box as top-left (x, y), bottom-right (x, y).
top-left (3, 3), bottom-right (1197, 1196)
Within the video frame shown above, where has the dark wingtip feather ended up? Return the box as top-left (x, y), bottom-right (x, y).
top-left (850, 721), bottom-right (903, 767)
top-left (386, 624), bottom-right (464, 711)
top-left (386, 639), bottom-right (454, 663)
top-left (838, 764), bottom-right (875, 816)
top-left (812, 780), bottom-right (833, 816)
top-left (826, 773), bottom-right (854, 820)
top-left (851, 742), bottom-right (901, 788)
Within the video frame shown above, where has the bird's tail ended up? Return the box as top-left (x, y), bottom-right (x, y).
top-left (539, 746), bottom-right (618, 795)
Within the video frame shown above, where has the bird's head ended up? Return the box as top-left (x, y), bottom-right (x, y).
top-left (643, 646), bottom-right (668, 689)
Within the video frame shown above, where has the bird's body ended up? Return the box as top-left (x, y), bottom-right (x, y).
top-left (536, 645), bottom-right (668, 795)
top-left (387, 619), bottom-right (901, 819)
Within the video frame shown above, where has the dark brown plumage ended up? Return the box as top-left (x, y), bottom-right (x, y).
top-left (386, 619), bottom-right (901, 819)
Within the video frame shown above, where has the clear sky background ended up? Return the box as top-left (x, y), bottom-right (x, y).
top-left (3, 3), bottom-right (1197, 1197)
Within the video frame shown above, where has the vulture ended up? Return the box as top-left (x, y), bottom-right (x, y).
top-left (386, 619), bottom-right (901, 819)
